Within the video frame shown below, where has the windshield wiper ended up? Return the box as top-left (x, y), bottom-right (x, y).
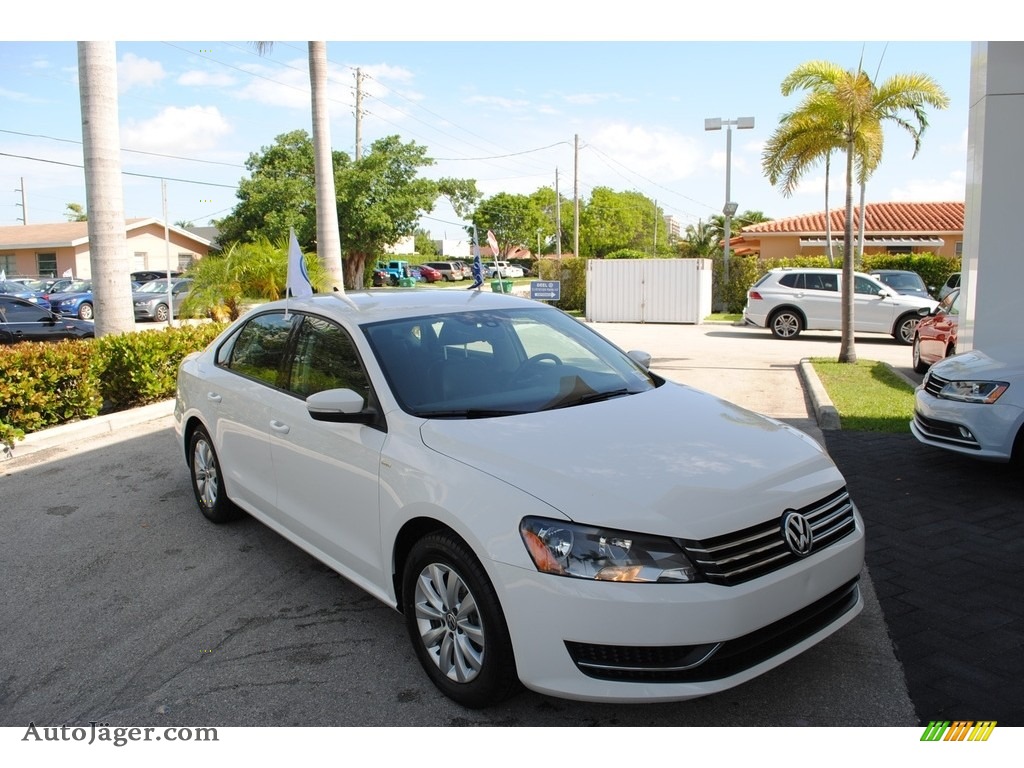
top-left (542, 387), bottom-right (632, 411)
top-left (416, 409), bottom-right (524, 419)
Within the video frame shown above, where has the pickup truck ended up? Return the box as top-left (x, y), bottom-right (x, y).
top-left (486, 261), bottom-right (524, 278)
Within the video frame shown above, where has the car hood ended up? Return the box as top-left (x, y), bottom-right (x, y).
top-left (418, 383), bottom-right (844, 539)
top-left (931, 343), bottom-right (1024, 381)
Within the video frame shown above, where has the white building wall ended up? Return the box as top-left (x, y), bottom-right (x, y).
top-left (962, 42), bottom-right (1024, 351)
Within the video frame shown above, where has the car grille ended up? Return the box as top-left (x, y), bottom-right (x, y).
top-left (923, 371), bottom-right (949, 397)
top-left (565, 578), bottom-right (860, 683)
top-left (679, 487), bottom-right (857, 586)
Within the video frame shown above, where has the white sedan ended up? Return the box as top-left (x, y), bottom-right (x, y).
top-left (174, 289), bottom-right (865, 707)
top-left (487, 261), bottom-right (524, 278)
top-left (911, 343), bottom-right (1024, 463)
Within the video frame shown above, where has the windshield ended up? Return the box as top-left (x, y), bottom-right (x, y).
top-left (363, 307), bottom-right (658, 418)
top-left (62, 280), bottom-right (92, 293)
top-left (137, 280), bottom-right (175, 293)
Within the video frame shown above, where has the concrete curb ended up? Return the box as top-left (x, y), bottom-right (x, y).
top-left (798, 358), bottom-right (842, 431)
top-left (8, 400), bottom-right (175, 459)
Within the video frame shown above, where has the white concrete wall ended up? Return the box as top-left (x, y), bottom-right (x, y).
top-left (961, 42), bottom-right (1024, 351)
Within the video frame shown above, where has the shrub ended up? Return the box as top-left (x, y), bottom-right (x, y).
top-left (537, 257), bottom-right (587, 313)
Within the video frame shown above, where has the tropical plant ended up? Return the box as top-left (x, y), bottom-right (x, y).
top-left (769, 60), bottom-right (949, 363)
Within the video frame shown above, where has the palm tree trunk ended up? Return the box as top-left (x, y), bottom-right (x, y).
top-left (77, 41), bottom-right (135, 337)
top-left (308, 42), bottom-right (345, 292)
top-left (857, 179), bottom-right (867, 262)
top-left (839, 140), bottom-right (857, 363)
top-left (824, 153), bottom-right (834, 266)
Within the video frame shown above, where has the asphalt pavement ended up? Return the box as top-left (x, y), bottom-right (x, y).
top-left (5, 320), bottom-right (1021, 726)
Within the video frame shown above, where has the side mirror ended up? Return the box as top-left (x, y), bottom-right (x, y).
top-left (306, 388), bottom-right (377, 424)
top-left (627, 350), bottom-right (652, 369)
top-left (917, 306), bottom-right (932, 317)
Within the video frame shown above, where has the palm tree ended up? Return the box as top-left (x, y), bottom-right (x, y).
top-left (77, 42), bottom-right (135, 336)
top-left (774, 61), bottom-right (949, 363)
top-left (253, 42), bottom-right (344, 292)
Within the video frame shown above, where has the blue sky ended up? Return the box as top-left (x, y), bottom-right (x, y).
top-left (1, 6), bottom-right (988, 242)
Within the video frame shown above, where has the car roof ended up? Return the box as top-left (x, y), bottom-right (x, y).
top-left (246, 289), bottom-right (542, 326)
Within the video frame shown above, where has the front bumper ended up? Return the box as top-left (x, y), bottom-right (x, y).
top-left (911, 389), bottom-right (1021, 461)
top-left (492, 513), bottom-right (865, 702)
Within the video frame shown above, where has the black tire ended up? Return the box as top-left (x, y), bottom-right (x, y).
top-left (769, 309), bottom-right (802, 339)
top-left (154, 303), bottom-right (169, 322)
top-left (912, 336), bottom-right (930, 374)
top-left (894, 313), bottom-right (919, 345)
top-left (188, 426), bottom-right (238, 524)
top-left (78, 302), bottom-right (94, 321)
top-left (402, 532), bottom-right (521, 708)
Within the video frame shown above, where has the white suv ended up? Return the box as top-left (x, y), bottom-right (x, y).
top-left (743, 267), bottom-right (938, 344)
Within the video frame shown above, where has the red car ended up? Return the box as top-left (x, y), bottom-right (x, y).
top-left (415, 264), bottom-right (443, 283)
top-left (912, 288), bottom-right (959, 373)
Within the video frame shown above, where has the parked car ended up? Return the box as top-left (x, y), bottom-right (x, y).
top-left (938, 272), bottom-right (961, 300)
top-left (422, 261), bottom-right (465, 281)
top-left (44, 278), bottom-right (76, 295)
top-left (487, 261), bottom-right (524, 278)
top-left (452, 260), bottom-right (473, 280)
top-left (743, 267), bottom-right (937, 344)
top-left (174, 289), bottom-right (865, 707)
top-left (911, 342), bottom-right (1024, 464)
top-left (131, 269), bottom-right (182, 283)
top-left (912, 289), bottom-right (960, 373)
top-left (868, 269), bottom-right (933, 299)
top-left (413, 264), bottom-right (443, 283)
top-left (47, 279), bottom-right (95, 319)
top-left (0, 296), bottom-right (95, 343)
top-left (0, 279), bottom-right (49, 307)
top-left (132, 278), bottom-right (193, 322)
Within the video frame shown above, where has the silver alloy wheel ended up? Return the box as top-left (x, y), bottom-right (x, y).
top-left (154, 303), bottom-right (169, 322)
top-left (192, 435), bottom-right (219, 509)
top-left (413, 562), bottom-right (485, 683)
top-left (897, 316), bottom-right (919, 345)
top-left (771, 311), bottom-right (801, 339)
top-left (79, 302), bottom-right (93, 320)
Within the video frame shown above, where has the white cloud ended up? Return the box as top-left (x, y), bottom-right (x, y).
top-left (121, 105), bottom-right (232, 154)
top-left (466, 94), bottom-right (531, 111)
top-left (890, 171), bottom-right (967, 201)
top-left (589, 123), bottom-right (703, 180)
top-left (118, 52), bottom-right (166, 93)
top-left (177, 69), bottom-right (236, 88)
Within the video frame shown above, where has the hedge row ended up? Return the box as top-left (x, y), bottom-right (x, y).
top-left (1, 322), bottom-right (227, 451)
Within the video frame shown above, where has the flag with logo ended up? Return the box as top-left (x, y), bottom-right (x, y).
top-left (287, 228), bottom-right (313, 299)
top-left (468, 227), bottom-right (483, 289)
top-left (63, 268), bottom-right (74, 278)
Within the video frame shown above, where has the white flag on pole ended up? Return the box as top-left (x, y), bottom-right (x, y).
top-left (287, 228), bottom-right (313, 299)
top-left (0, 269), bottom-right (5, 282)
top-left (63, 267), bottom-right (74, 278)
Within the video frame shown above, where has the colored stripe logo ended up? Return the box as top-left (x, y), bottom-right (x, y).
top-left (921, 721), bottom-right (997, 741)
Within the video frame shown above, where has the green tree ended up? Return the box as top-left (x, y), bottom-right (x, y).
top-left (578, 187), bottom-right (662, 258)
top-left (470, 192), bottom-right (547, 258)
top-left (414, 228), bottom-right (438, 256)
top-left (680, 219), bottom-right (718, 258)
top-left (774, 60), bottom-right (949, 363)
top-left (65, 202), bottom-right (88, 222)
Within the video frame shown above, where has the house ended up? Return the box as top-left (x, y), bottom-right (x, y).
top-left (0, 218), bottom-right (212, 279)
top-left (732, 202), bottom-right (964, 260)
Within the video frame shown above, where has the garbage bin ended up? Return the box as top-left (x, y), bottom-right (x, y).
top-left (398, 276), bottom-right (418, 288)
top-left (490, 280), bottom-right (514, 293)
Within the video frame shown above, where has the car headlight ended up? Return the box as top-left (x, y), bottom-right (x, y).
top-left (937, 380), bottom-right (1009, 404)
top-left (519, 516), bottom-right (702, 583)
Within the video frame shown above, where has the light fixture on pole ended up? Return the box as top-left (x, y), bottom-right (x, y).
top-left (704, 116), bottom-right (754, 292)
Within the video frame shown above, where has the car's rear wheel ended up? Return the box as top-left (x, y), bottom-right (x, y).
top-left (188, 426), bottom-right (238, 524)
top-left (78, 302), bottom-right (93, 320)
top-left (894, 313), bottom-right (919, 345)
top-left (769, 309), bottom-right (802, 339)
top-left (912, 336), bottom-right (930, 373)
top-left (402, 532), bottom-right (520, 708)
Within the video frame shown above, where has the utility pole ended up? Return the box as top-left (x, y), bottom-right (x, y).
top-left (354, 68), bottom-right (363, 161)
top-left (573, 134), bottom-right (579, 257)
top-left (555, 168), bottom-right (562, 259)
top-left (15, 177), bottom-right (28, 224)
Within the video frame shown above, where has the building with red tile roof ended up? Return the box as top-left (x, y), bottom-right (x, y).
top-left (731, 202), bottom-right (964, 260)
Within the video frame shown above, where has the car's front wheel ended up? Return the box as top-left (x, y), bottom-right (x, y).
top-left (188, 426), bottom-right (238, 524)
top-left (894, 313), bottom-right (919, 345)
top-left (153, 303), bottom-right (169, 322)
top-left (78, 302), bottom-right (93, 320)
top-left (769, 309), bottom-right (803, 339)
top-left (402, 532), bottom-right (520, 708)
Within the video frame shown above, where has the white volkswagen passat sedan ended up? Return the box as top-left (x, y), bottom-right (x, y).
top-left (174, 290), bottom-right (865, 707)
top-left (911, 343), bottom-right (1024, 463)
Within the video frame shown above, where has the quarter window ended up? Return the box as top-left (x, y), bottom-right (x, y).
top-left (224, 312), bottom-right (296, 387)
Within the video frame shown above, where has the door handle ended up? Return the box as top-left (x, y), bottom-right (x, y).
top-left (270, 420), bottom-right (290, 435)
top-left (206, 392), bottom-right (222, 403)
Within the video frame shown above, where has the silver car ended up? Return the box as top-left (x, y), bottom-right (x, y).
top-left (132, 278), bottom-right (192, 322)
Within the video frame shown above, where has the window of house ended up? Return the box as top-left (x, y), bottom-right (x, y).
top-left (955, 241), bottom-right (963, 257)
top-left (0, 254), bottom-right (15, 274)
top-left (177, 253), bottom-right (194, 271)
top-left (36, 253), bottom-right (57, 276)
top-left (886, 246), bottom-right (912, 255)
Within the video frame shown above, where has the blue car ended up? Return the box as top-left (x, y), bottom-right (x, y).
top-left (0, 279), bottom-right (49, 307)
top-left (48, 279), bottom-right (95, 320)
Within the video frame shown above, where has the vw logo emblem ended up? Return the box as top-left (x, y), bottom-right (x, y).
top-left (782, 511), bottom-right (814, 556)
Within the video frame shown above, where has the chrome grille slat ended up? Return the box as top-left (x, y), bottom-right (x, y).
top-left (681, 488), bottom-right (856, 586)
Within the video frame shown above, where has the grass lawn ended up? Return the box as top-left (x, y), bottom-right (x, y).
top-left (810, 358), bottom-right (916, 433)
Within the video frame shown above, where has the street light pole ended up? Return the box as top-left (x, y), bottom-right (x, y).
top-left (704, 116), bottom-right (754, 298)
